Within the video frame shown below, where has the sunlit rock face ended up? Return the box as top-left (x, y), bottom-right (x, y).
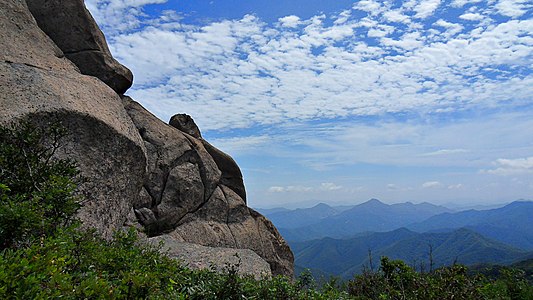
top-left (0, 0), bottom-right (146, 239)
top-left (0, 0), bottom-right (293, 277)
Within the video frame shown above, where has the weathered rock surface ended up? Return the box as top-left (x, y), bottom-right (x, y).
top-left (1, 0), bottom-right (294, 277)
top-left (168, 114), bottom-right (246, 201)
top-left (169, 114), bottom-right (202, 139)
top-left (26, 0), bottom-right (133, 94)
top-left (150, 236), bottom-right (271, 279)
top-left (0, 0), bottom-right (146, 239)
top-left (123, 97), bottom-right (294, 277)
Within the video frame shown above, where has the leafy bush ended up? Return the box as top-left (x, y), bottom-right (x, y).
top-left (0, 122), bottom-right (79, 249)
top-left (347, 257), bottom-right (533, 300)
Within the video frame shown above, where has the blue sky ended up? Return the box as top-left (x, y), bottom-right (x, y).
top-left (86, 0), bottom-right (532, 208)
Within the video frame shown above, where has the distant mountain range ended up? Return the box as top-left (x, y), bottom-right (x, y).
top-left (407, 201), bottom-right (533, 250)
top-left (261, 199), bottom-right (533, 278)
top-left (263, 199), bottom-right (452, 241)
top-left (291, 228), bottom-right (532, 279)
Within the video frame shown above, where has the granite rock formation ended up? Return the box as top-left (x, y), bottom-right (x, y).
top-left (150, 236), bottom-right (271, 279)
top-left (0, 0), bottom-right (293, 277)
top-left (0, 0), bottom-right (146, 239)
top-left (26, 0), bottom-right (133, 94)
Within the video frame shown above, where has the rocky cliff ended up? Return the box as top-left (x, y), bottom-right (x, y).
top-left (0, 0), bottom-right (293, 277)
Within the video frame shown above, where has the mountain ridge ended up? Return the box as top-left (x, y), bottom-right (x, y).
top-left (272, 199), bottom-right (453, 241)
top-left (292, 228), bottom-right (531, 279)
top-left (408, 200), bottom-right (533, 250)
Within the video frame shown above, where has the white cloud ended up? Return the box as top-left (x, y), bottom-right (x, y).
top-left (448, 183), bottom-right (464, 189)
top-left (86, 0), bottom-right (169, 34)
top-left (433, 19), bottom-right (464, 38)
top-left (422, 181), bottom-right (443, 188)
top-left (483, 157), bottom-right (533, 175)
top-left (459, 13), bottom-right (485, 21)
top-left (268, 185), bottom-right (313, 193)
top-left (268, 186), bottom-right (285, 193)
top-left (268, 183), bottom-right (342, 193)
top-left (383, 10), bottom-right (412, 23)
top-left (209, 135), bottom-right (272, 155)
top-left (414, 0), bottom-right (443, 19)
top-left (88, 0), bottom-right (533, 132)
top-left (387, 184), bottom-right (400, 190)
top-left (422, 149), bottom-right (469, 156)
top-left (495, 0), bottom-right (531, 18)
top-left (334, 9), bottom-right (352, 25)
top-left (451, 0), bottom-right (483, 7)
top-left (320, 182), bottom-right (343, 191)
top-left (278, 15), bottom-right (301, 28)
top-left (354, 0), bottom-right (382, 14)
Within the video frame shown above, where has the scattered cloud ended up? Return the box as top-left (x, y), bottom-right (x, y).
top-left (422, 181), bottom-right (443, 189)
top-left (268, 185), bottom-right (313, 193)
top-left (268, 182), bottom-right (342, 193)
top-left (278, 15), bottom-right (301, 28)
top-left (210, 111), bottom-right (533, 172)
top-left (483, 157), bottom-right (533, 176)
top-left (422, 181), bottom-right (443, 188)
top-left (451, 0), bottom-right (483, 7)
top-left (87, 0), bottom-right (533, 132)
top-left (495, 0), bottom-right (531, 18)
top-left (413, 0), bottom-right (443, 19)
top-left (448, 183), bottom-right (464, 190)
top-left (320, 182), bottom-right (343, 191)
top-left (422, 149), bottom-right (469, 156)
top-left (84, 0), bottom-right (533, 205)
top-left (459, 13), bottom-right (485, 21)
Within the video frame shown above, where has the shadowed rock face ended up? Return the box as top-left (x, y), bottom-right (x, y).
top-left (1, 0), bottom-right (294, 277)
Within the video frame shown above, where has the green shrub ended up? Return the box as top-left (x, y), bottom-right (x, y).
top-left (0, 121), bottom-right (79, 249)
top-left (347, 256), bottom-right (533, 300)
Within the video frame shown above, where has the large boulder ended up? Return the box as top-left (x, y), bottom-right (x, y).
top-left (26, 0), bottom-right (133, 94)
top-left (123, 97), bottom-right (294, 277)
top-left (0, 0), bottom-right (146, 238)
top-left (150, 236), bottom-right (271, 279)
top-left (168, 114), bottom-right (246, 202)
top-left (169, 114), bottom-right (202, 139)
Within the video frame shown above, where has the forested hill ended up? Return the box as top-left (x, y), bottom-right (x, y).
top-left (291, 228), bottom-right (532, 279)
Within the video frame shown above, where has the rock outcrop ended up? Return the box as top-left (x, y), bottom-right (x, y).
top-left (123, 98), bottom-right (293, 276)
top-left (0, 0), bottom-right (146, 239)
top-left (0, 0), bottom-right (293, 277)
top-left (26, 0), bottom-right (133, 94)
top-left (150, 236), bottom-right (271, 279)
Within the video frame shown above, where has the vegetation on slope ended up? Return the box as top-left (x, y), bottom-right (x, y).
top-left (408, 202), bottom-right (533, 250)
top-left (292, 228), bottom-right (531, 279)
